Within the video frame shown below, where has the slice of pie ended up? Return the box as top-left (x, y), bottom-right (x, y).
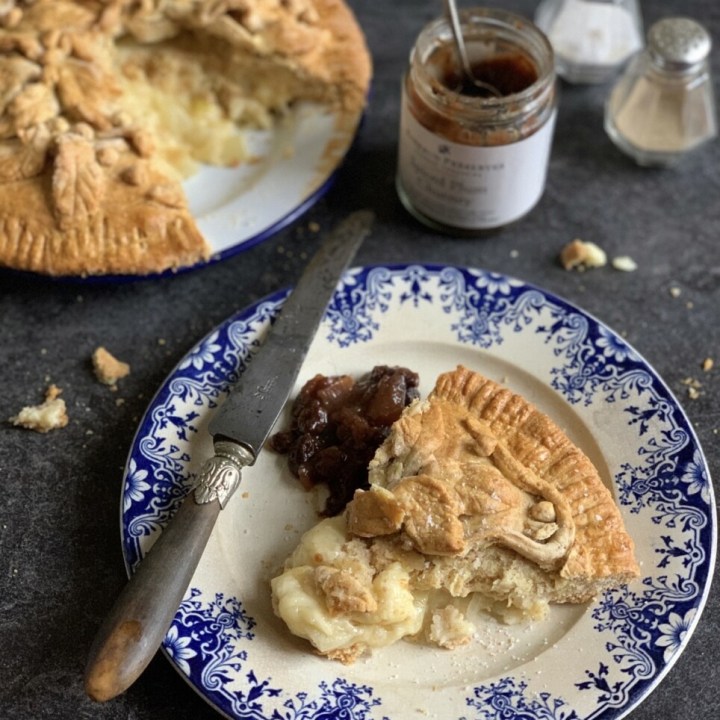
top-left (271, 366), bottom-right (640, 663)
top-left (0, 0), bottom-right (370, 276)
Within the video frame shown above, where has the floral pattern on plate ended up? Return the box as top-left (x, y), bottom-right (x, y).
top-left (122, 265), bottom-right (715, 720)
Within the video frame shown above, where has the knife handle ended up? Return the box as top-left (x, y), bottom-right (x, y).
top-left (84, 494), bottom-right (220, 702)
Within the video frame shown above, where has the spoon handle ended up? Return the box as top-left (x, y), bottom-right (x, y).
top-left (445, 0), bottom-right (474, 77)
top-left (444, 0), bottom-right (502, 97)
top-left (84, 494), bottom-right (220, 702)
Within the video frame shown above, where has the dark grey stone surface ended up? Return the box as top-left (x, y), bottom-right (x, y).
top-left (1, 1), bottom-right (717, 718)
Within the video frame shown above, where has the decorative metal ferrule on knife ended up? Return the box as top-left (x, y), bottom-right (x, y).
top-left (193, 440), bottom-right (254, 508)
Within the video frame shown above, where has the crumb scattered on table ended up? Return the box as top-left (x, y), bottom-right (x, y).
top-left (9, 384), bottom-right (69, 432)
top-left (669, 286), bottom-right (682, 298)
top-left (559, 239), bottom-right (607, 271)
top-left (681, 377), bottom-right (703, 400)
top-left (612, 255), bottom-right (638, 272)
top-left (702, 357), bottom-right (714, 372)
top-left (92, 347), bottom-right (130, 386)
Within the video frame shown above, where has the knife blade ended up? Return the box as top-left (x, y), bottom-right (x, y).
top-left (84, 210), bottom-right (374, 703)
top-left (207, 210), bottom-right (373, 457)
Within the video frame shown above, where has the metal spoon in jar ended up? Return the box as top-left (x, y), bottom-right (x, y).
top-left (444, 0), bottom-right (502, 97)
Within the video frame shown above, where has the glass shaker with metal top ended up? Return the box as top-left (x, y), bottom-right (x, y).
top-left (605, 17), bottom-right (717, 166)
top-left (535, 0), bottom-right (644, 84)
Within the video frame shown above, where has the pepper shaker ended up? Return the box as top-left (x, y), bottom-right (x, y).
top-left (605, 17), bottom-right (717, 167)
top-left (535, 0), bottom-right (643, 84)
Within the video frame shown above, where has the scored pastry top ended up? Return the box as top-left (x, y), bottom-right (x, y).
top-left (351, 365), bottom-right (640, 584)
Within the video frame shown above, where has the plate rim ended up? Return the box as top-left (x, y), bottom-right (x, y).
top-left (120, 262), bottom-right (717, 720)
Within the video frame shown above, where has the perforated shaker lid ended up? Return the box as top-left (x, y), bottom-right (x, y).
top-left (648, 17), bottom-right (712, 69)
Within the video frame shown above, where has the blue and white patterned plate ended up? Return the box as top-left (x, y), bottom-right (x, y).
top-left (122, 264), bottom-right (716, 720)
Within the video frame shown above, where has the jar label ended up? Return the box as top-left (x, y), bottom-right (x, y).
top-left (398, 93), bottom-right (556, 229)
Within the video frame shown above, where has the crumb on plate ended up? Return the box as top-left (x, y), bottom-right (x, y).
top-left (428, 606), bottom-right (474, 650)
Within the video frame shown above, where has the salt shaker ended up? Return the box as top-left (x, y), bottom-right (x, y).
top-left (605, 18), bottom-right (717, 167)
top-left (535, 0), bottom-right (643, 83)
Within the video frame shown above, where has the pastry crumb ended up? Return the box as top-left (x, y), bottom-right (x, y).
top-left (681, 377), bottom-right (703, 400)
top-left (682, 377), bottom-right (702, 388)
top-left (612, 255), bottom-right (637, 272)
top-left (559, 239), bottom-right (607, 271)
top-left (92, 346), bottom-right (130, 386)
top-left (9, 384), bottom-right (69, 432)
top-left (702, 357), bottom-right (713, 372)
top-left (428, 606), bottom-right (474, 649)
top-left (669, 286), bottom-right (682, 298)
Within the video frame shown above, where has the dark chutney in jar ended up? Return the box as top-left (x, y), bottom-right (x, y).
top-left (442, 53), bottom-right (539, 98)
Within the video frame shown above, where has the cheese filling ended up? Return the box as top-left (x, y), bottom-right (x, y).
top-left (270, 514), bottom-right (550, 664)
top-left (271, 516), bottom-right (428, 660)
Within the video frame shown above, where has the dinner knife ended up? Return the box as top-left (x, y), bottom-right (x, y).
top-left (84, 210), bottom-right (374, 703)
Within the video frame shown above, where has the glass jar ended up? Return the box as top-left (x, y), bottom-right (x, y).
top-left (396, 8), bottom-right (557, 233)
top-left (535, 0), bottom-right (644, 84)
top-left (605, 17), bottom-right (717, 167)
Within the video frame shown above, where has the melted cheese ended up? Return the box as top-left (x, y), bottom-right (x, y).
top-left (271, 516), bottom-right (427, 660)
top-left (115, 41), bottom-right (250, 179)
top-left (271, 513), bottom-right (551, 662)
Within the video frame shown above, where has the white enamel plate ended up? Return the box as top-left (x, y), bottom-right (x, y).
top-left (122, 265), bottom-right (715, 720)
top-left (185, 104), bottom-right (361, 265)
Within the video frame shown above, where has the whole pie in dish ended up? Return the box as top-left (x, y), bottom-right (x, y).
top-left (271, 366), bottom-right (640, 663)
top-left (0, 0), bottom-right (371, 276)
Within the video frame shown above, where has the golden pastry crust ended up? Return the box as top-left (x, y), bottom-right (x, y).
top-left (559, 238), bottom-right (607, 270)
top-left (356, 366), bottom-right (640, 601)
top-left (0, 0), bottom-right (371, 276)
